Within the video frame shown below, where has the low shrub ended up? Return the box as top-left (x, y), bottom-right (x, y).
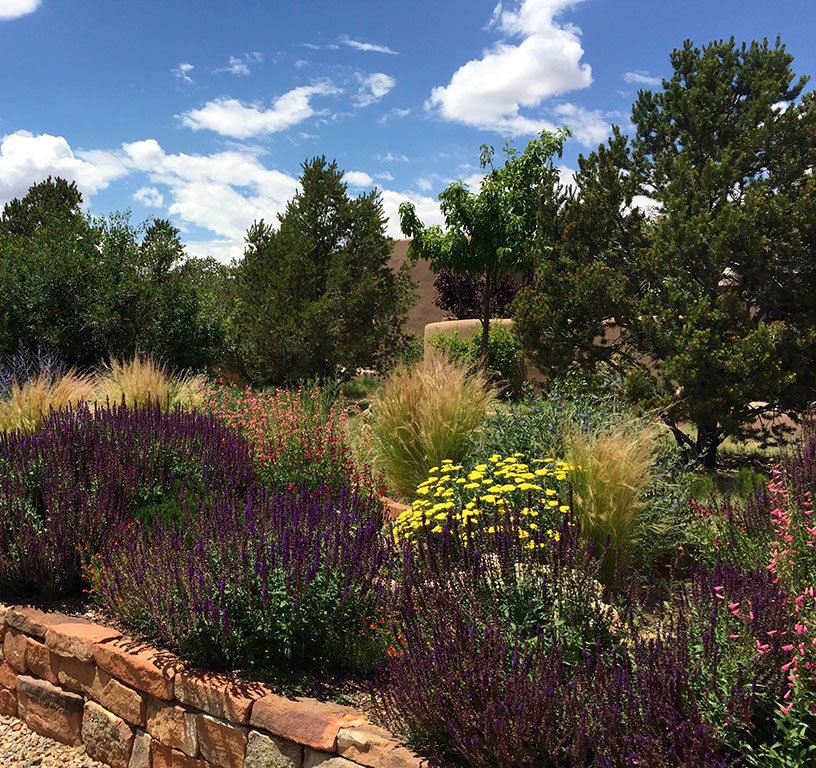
top-left (0, 402), bottom-right (253, 596)
top-left (206, 383), bottom-right (377, 495)
top-left (93, 488), bottom-right (389, 673)
top-left (392, 453), bottom-right (572, 547)
top-left (375, 512), bottom-right (734, 767)
top-left (426, 323), bottom-right (520, 391)
top-left (368, 353), bottom-right (496, 499)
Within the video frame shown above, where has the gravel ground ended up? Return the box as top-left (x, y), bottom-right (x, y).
top-left (0, 716), bottom-right (106, 768)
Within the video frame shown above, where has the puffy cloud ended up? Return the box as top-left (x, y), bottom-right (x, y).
top-left (340, 35), bottom-right (398, 55)
top-left (133, 186), bottom-right (164, 207)
top-left (0, 0), bottom-right (40, 20)
top-left (416, 177), bottom-right (433, 192)
top-left (375, 171), bottom-right (395, 182)
top-left (551, 102), bottom-right (611, 146)
top-left (623, 70), bottom-right (661, 87)
top-left (379, 189), bottom-right (443, 239)
top-left (180, 82), bottom-right (339, 138)
top-left (344, 171), bottom-right (374, 187)
top-left (426, 0), bottom-right (591, 135)
top-left (0, 130), bottom-right (128, 206)
top-left (354, 73), bottom-right (396, 107)
top-left (172, 62), bottom-right (194, 84)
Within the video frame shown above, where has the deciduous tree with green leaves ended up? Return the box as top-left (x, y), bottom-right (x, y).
top-left (514, 38), bottom-right (816, 466)
top-left (399, 130), bottom-right (566, 368)
top-left (234, 156), bottom-right (413, 383)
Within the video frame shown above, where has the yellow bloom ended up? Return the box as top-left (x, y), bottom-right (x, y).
top-left (464, 482), bottom-right (479, 490)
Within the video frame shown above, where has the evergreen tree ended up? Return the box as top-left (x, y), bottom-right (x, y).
top-left (514, 38), bottom-right (816, 466)
top-left (235, 157), bottom-right (412, 383)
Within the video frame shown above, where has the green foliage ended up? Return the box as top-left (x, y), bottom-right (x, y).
top-left (400, 131), bottom-right (566, 366)
top-left (514, 38), bottom-right (816, 467)
top-left (234, 157), bottom-right (413, 384)
top-left (368, 352), bottom-right (496, 500)
top-left (426, 323), bottom-right (521, 390)
top-left (0, 178), bottom-right (223, 369)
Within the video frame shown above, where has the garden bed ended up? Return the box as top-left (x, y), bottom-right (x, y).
top-left (0, 604), bottom-right (425, 768)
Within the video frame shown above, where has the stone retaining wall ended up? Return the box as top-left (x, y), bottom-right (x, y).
top-left (0, 605), bottom-right (425, 768)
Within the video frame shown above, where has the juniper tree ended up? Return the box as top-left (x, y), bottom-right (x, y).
top-left (514, 38), bottom-right (816, 466)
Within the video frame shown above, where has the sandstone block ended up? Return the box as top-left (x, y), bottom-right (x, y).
top-left (83, 700), bottom-right (136, 768)
top-left (16, 674), bottom-right (84, 745)
top-left (5, 606), bottom-right (86, 638)
top-left (151, 741), bottom-right (208, 768)
top-left (244, 730), bottom-right (303, 768)
top-left (146, 696), bottom-right (198, 756)
top-left (250, 695), bottom-right (363, 753)
top-left (175, 669), bottom-right (268, 724)
top-left (56, 655), bottom-right (97, 693)
top-left (129, 729), bottom-right (152, 768)
top-left (196, 712), bottom-right (247, 768)
top-left (94, 639), bottom-right (179, 700)
top-left (337, 725), bottom-right (424, 768)
top-left (0, 688), bottom-right (17, 717)
top-left (0, 660), bottom-right (17, 690)
top-left (303, 749), bottom-right (359, 768)
top-left (25, 637), bottom-right (59, 683)
top-left (46, 622), bottom-right (121, 662)
top-left (96, 671), bottom-right (147, 726)
top-left (4, 629), bottom-right (27, 673)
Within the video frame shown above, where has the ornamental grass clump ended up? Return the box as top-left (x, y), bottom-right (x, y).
top-left (0, 369), bottom-right (97, 434)
top-left (93, 488), bottom-right (390, 673)
top-left (565, 422), bottom-right (664, 574)
top-left (0, 402), bottom-right (253, 596)
top-left (368, 352), bottom-right (496, 500)
top-left (96, 353), bottom-right (207, 410)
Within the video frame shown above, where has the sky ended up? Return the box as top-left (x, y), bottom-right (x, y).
top-left (1, 0), bottom-right (814, 263)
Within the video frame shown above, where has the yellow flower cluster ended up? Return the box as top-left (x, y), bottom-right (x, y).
top-left (393, 453), bottom-right (572, 547)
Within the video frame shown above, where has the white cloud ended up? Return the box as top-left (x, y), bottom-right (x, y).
top-left (133, 186), bottom-right (164, 208)
top-left (378, 107), bottom-right (411, 125)
top-left (0, 0), bottom-right (40, 20)
top-left (302, 42), bottom-right (340, 51)
top-left (180, 82), bottom-right (339, 138)
top-left (426, 0), bottom-right (591, 135)
top-left (344, 171), bottom-right (374, 187)
top-left (416, 177), bottom-right (433, 192)
top-left (217, 52), bottom-right (264, 76)
top-left (340, 35), bottom-right (398, 55)
top-left (376, 152), bottom-right (409, 163)
top-left (557, 164), bottom-right (576, 190)
top-left (185, 239), bottom-right (246, 263)
top-left (623, 70), bottom-right (661, 87)
top-left (172, 62), bottom-right (194, 85)
top-left (379, 189), bottom-right (443, 238)
top-left (0, 131), bottom-right (128, 206)
top-left (353, 73), bottom-right (396, 107)
top-left (552, 102), bottom-right (611, 146)
top-left (375, 171), bottom-right (395, 182)
top-left (460, 172), bottom-right (485, 190)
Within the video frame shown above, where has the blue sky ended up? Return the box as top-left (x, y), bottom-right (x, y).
top-left (1, 0), bottom-right (814, 261)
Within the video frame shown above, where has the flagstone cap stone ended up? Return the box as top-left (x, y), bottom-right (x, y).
top-left (94, 639), bottom-right (181, 700)
top-left (6, 606), bottom-right (89, 639)
top-left (250, 694), bottom-right (365, 753)
top-left (46, 622), bottom-right (122, 663)
top-left (175, 668), bottom-right (270, 724)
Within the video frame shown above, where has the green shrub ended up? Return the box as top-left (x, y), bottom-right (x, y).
top-left (368, 352), bottom-right (496, 499)
top-left (426, 323), bottom-right (521, 392)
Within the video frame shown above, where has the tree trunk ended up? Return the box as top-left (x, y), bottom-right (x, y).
top-left (695, 423), bottom-right (720, 469)
top-left (478, 274), bottom-right (493, 371)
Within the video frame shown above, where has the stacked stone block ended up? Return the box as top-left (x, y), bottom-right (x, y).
top-left (0, 605), bottom-right (426, 768)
